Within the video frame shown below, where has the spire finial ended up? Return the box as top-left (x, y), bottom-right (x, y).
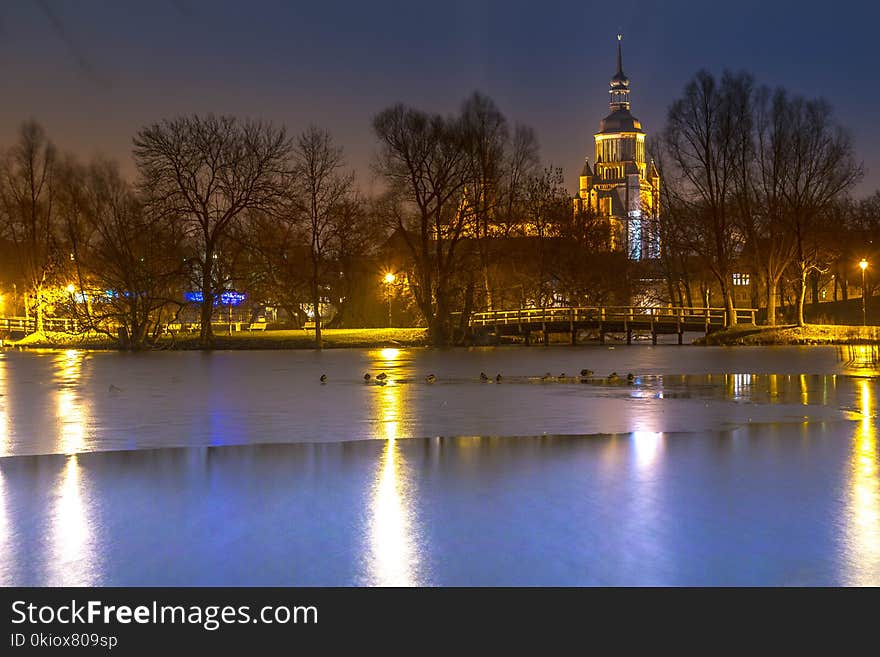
top-left (616, 34), bottom-right (623, 75)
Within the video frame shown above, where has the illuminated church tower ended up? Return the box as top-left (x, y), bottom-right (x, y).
top-left (573, 35), bottom-right (660, 260)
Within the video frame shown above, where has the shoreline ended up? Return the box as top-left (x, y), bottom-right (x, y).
top-left (6, 324), bottom-right (880, 350)
top-left (695, 324), bottom-right (880, 346)
top-left (2, 327), bottom-right (431, 351)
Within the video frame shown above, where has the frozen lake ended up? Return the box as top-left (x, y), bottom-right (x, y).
top-left (1, 345), bottom-right (878, 585)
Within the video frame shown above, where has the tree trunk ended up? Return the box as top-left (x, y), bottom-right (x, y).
top-left (665, 276), bottom-right (677, 308)
top-left (200, 252), bottom-right (215, 347)
top-left (459, 279), bottom-right (475, 344)
top-left (810, 271), bottom-right (820, 305)
top-left (35, 286), bottom-right (44, 333)
top-left (683, 278), bottom-right (693, 308)
top-left (312, 281), bottom-right (322, 350)
top-left (718, 276), bottom-right (737, 327)
top-left (725, 289), bottom-right (737, 327)
top-left (482, 263), bottom-right (493, 312)
top-left (796, 265), bottom-right (808, 327)
top-left (766, 273), bottom-right (779, 327)
top-left (430, 291), bottom-right (448, 346)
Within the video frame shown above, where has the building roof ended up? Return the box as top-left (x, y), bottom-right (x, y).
top-left (580, 158), bottom-right (593, 176)
top-left (597, 108), bottom-right (644, 134)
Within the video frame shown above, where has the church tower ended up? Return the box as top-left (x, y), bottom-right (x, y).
top-left (574, 35), bottom-right (660, 260)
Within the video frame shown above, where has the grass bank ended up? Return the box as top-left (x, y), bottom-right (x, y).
top-left (695, 324), bottom-right (880, 346)
top-left (6, 328), bottom-right (429, 350)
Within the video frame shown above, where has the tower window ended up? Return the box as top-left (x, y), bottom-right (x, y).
top-left (732, 273), bottom-right (750, 286)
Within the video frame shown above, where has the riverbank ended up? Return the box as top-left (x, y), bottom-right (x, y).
top-left (695, 323), bottom-right (880, 346)
top-left (5, 328), bottom-right (429, 350)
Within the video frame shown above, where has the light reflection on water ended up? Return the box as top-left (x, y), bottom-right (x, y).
top-left (0, 354), bottom-right (8, 454)
top-left (365, 347), bottom-right (425, 586)
top-left (0, 466), bottom-right (9, 585)
top-left (839, 345), bottom-right (880, 376)
top-left (0, 346), bottom-right (878, 585)
top-left (55, 350), bottom-right (89, 455)
top-left (845, 379), bottom-right (880, 585)
top-left (0, 347), bottom-right (875, 456)
top-left (0, 426), bottom-right (878, 585)
top-left (47, 456), bottom-right (96, 586)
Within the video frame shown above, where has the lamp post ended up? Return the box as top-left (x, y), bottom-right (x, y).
top-left (383, 272), bottom-right (396, 327)
top-left (860, 259), bottom-right (869, 326)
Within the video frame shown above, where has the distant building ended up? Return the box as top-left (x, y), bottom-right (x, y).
top-left (573, 35), bottom-right (661, 261)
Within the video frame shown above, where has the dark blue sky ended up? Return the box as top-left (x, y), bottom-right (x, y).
top-left (2, 0), bottom-right (878, 195)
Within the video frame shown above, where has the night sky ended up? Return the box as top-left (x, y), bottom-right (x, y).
top-left (2, 0), bottom-right (878, 196)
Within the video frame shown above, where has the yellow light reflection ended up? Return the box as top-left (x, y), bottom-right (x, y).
top-left (768, 373), bottom-right (778, 401)
top-left (844, 378), bottom-right (880, 585)
top-left (378, 347), bottom-right (400, 361)
top-left (839, 346), bottom-right (880, 376)
top-left (366, 375), bottom-right (422, 586)
top-left (55, 350), bottom-right (89, 455)
top-left (728, 373), bottom-right (751, 401)
top-left (0, 353), bottom-right (8, 456)
top-left (48, 456), bottom-right (96, 585)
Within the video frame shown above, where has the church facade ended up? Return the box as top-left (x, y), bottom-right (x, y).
top-left (573, 36), bottom-right (661, 261)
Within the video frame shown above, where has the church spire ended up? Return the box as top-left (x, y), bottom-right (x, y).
top-left (609, 34), bottom-right (630, 112)
top-left (617, 33), bottom-right (623, 77)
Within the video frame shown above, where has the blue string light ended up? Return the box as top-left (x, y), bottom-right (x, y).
top-left (184, 291), bottom-right (247, 306)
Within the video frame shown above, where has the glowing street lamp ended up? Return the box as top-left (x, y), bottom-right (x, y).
top-left (383, 272), bottom-right (396, 327)
top-left (860, 259), bottom-right (869, 326)
top-left (66, 283), bottom-right (76, 294)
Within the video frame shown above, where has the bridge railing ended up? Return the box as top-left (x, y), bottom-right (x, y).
top-left (469, 306), bottom-right (757, 328)
top-left (0, 316), bottom-right (85, 334)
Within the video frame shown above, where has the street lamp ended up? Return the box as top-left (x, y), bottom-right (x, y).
top-left (66, 283), bottom-right (76, 294)
top-left (860, 259), bottom-right (869, 326)
top-left (383, 272), bottom-right (396, 327)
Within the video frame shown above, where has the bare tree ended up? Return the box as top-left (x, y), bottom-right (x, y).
top-left (290, 126), bottom-right (353, 348)
top-left (498, 124), bottom-right (540, 237)
top-left (0, 121), bottom-right (59, 332)
top-left (133, 114), bottom-right (291, 346)
top-left (59, 159), bottom-right (186, 349)
top-left (738, 87), bottom-right (797, 325)
top-left (521, 166), bottom-right (569, 307)
top-left (550, 204), bottom-right (623, 305)
top-left (773, 96), bottom-right (862, 325)
top-left (325, 192), bottom-right (384, 328)
top-left (460, 93), bottom-right (510, 311)
top-left (651, 148), bottom-right (699, 308)
top-left (665, 71), bottom-right (754, 326)
top-left (373, 103), bottom-right (472, 345)
top-left (237, 209), bottom-right (312, 326)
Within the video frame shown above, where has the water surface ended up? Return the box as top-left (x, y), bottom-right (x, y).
top-left (0, 345), bottom-right (878, 585)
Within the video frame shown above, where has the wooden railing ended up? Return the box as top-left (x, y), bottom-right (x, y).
top-left (0, 316), bottom-right (84, 333)
top-left (0, 316), bottom-right (268, 337)
top-left (469, 306), bottom-right (757, 328)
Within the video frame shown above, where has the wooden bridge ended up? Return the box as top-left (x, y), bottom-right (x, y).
top-left (469, 306), bottom-right (757, 345)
